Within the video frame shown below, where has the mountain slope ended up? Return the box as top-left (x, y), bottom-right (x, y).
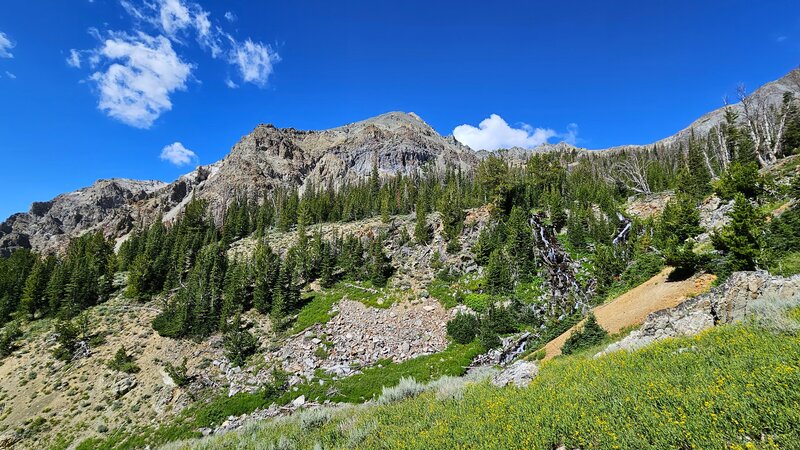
top-left (3, 69), bottom-right (800, 256)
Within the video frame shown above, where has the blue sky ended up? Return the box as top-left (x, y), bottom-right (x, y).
top-left (1, 0), bottom-right (799, 220)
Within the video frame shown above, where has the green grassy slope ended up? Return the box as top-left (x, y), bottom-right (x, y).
top-left (169, 323), bottom-right (800, 450)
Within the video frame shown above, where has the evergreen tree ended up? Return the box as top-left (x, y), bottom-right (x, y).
top-left (684, 137), bottom-right (712, 198)
top-left (319, 240), bottom-right (337, 288)
top-left (253, 241), bottom-right (279, 314)
top-left (713, 161), bottom-right (766, 200)
top-left (368, 237), bottom-right (393, 287)
top-left (223, 314), bottom-right (259, 367)
top-left (712, 193), bottom-right (766, 271)
top-left (19, 256), bottom-right (55, 319)
top-left (220, 262), bottom-right (250, 331)
top-left (414, 197), bottom-right (430, 245)
top-left (505, 206), bottom-right (535, 281)
top-left (485, 249), bottom-right (511, 295)
top-left (438, 181), bottom-right (464, 253)
top-left (655, 193), bottom-right (703, 249)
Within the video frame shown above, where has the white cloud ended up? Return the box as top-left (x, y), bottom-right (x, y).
top-left (89, 32), bottom-right (193, 128)
top-left (453, 114), bottom-right (561, 151)
top-left (120, 1), bottom-right (278, 81)
top-left (4, 71), bottom-right (16, 79)
top-left (230, 39), bottom-right (279, 87)
top-left (160, 141), bottom-right (197, 166)
top-left (158, 0), bottom-right (193, 36)
top-left (777, 35), bottom-right (788, 43)
top-left (563, 123), bottom-right (579, 145)
top-left (67, 49), bottom-right (82, 68)
top-left (0, 32), bottom-right (15, 58)
top-left (71, 1), bottom-right (279, 127)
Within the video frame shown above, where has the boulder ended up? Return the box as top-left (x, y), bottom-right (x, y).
top-left (491, 361), bottom-right (539, 388)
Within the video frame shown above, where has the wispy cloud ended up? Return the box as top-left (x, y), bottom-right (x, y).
top-left (70, 0), bottom-right (280, 127)
top-left (66, 49), bottom-right (82, 68)
top-left (0, 31), bottom-right (15, 58)
top-left (776, 35), bottom-right (788, 43)
top-left (229, 38), bottom-right (279, 88)
top-left (89, 32), bottom-right (193, 128)
top-left (160, 141), bottom-right (198, 166)
top-left (4, 71), bottom-right (16, 79)
top-left (453, 114), bottom-right (578, 151)
top-left (224, 11), bottom-right (237, 22)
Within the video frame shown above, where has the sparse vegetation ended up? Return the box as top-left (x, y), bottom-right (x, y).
top-left (107, 346), bottom-right (140, 374)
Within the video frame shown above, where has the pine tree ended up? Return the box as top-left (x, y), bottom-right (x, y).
top-left (220, 262), bottom-right (249, 331)
top-left (485, 249), bottom-right (511, 295)
top-left (414, 197), bottom-right (430, 245)
top-left (19, 256), bottom-right (54, 319)
top-left (687, 137), bottom-right (711, 197)
top-left (368, 237), bottom-right (392, 287)
top-left (224, 314), bottom-right (258, 367)
top-left (253, 241), bottom-right (279, 314)
top-left (438, 181), bottom-right (464, 253)
top-left (712, 193), bottom-right (765, 271)
top-left (655, 193), bottom-right (703, 249)
top-left (505, 206), bottom-right (535, 281)
top-left (380, 191), bottom-right (391, 223)
top-left (319, 241), bottom-right (336, 288)
top-left (713, 161), bottom-right (765, 200)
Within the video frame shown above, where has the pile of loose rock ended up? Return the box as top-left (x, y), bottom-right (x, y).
top-left (277, 298), bottom-right (450, 382)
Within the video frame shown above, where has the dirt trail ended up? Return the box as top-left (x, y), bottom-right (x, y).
top-left (541, 268), bottom-right (716, 360)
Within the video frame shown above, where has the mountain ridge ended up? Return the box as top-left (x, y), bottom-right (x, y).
top-left (3, 68), bottom-right (799, 256)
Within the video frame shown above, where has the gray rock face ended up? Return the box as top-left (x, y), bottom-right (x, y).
top-left (1, 113), bottom-right (480, 254)
top-left (0, 178), bottom-right (165, 256)
top-left (491, 360), bottom-right (539, 388)
top-left (181, 112), bottom-right (479, 222)
top-left (112, 375), bottom-right (138, 398)
top-left (659, 69), bottom-right (800, 147)
top-left (598, 271), bottom-right (800, 356)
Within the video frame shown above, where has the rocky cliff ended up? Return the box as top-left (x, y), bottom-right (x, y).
top-left (3, 68), bottom-right (800, 256)
top-left (0, 179), bottom-right (165, 256)
top-left (0, 112), bottom-right (478, 255)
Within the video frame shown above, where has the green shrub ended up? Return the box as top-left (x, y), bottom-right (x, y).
top-left (52, 319), bottom-right (80, 361)
top-left (446, 312), bottom-right (479, 344)
top-left (377, 377), bottom-right (426, 405)
top-left (665, 240), bottom-right (708, 281)
top-left (223, 326), bottom-right (259, 368)
top-left (478, 325), bottom-right (501, 349)
top-left (108, 346), bottom-right (140, 374)
top-left (561, 314), bottom-right (608, 355)
top-left (164, 358), bottom-right (190, 387)
top-left (771, 252), bottom-right (800, 277)
top-left (152, 312), bottom-right (182, 338)
top-left (713, 161), bottom-right (767, 200)
top-left (0, 321), bottom-right (22, 358)
top-left (530, 349), bottom-right (546, 361)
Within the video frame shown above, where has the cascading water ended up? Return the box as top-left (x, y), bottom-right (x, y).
top-left (529, 214), bottom-right (593, 316)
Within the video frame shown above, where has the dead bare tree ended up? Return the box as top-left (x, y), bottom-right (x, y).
top-left (738, 84), bottom-right (791, 168)
top-left (607, 152), bottom-right (652, 195)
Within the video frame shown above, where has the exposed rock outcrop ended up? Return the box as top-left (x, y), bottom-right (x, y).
top-left (491, 360), bottom-right (539, 388)
top-left (0, 178), bottom-right (165, 256)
